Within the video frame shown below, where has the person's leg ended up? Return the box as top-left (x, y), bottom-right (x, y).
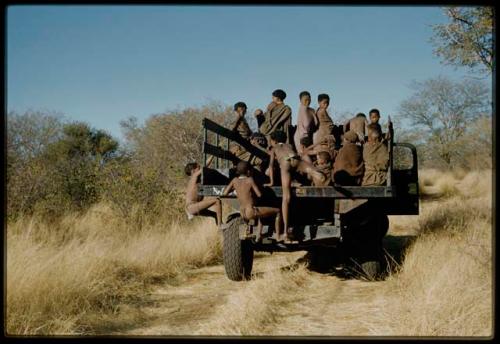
top-left (214, 198), bottom-right (222, 225)
top-left (187, 197), bottom-right (221, 225)
top-left (255, 206), bottom-right (280, 218)
top-left (254, 206), bottom-right (280, 242)
top-left (280, 163), bottom-right (292, 242)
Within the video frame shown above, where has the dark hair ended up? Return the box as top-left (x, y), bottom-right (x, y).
top-left (250, 132), bottom-right (268, 148)
top-left (356, 112), bottom-right (366, 118)
top-left (317, 151), bottom-right (331, 162)
top-left (318, 94), bottom-right (330, 103)
top-left (272, 89), bottom-right (287, 101)
top-left (369, 108), bottom-right (380, 117)
top-left (185, 162), bottom-right (199, 176)
top-left (299, 91), bottom-right (311, 99)
top-left (236, 161), bottom-right (250, 176)
top-left (270, 130), bottom-right (287, 143)
top-left (234, 102), bottom-right (247, 111)
top-left (300, 136), bottom-right (313, 147)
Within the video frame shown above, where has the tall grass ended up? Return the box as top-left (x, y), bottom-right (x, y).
top-left (7, 169), bottom-right (493, 336)
top-left (357, 169), bottom-right (492, 336)
top-left (6, 204), bottom-right (221, 335)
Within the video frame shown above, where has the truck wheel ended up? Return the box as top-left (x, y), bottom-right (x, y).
top-left (222, 216), bottom-right (253, 281)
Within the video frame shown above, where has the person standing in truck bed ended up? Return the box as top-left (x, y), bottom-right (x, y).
top-left (294, 91), bottom-right (316, 155)
top-left (222, 161), bottom-right (281, 242)
top-left (368, 108), bottom-right (392, 143)
top-left (229, 101), bottom-right (253, 159)
top-left (184, 155), bottom-right (223, 226)
top-left (265, 130), bottom-right (326, 241)
top-left (332, 130), bottom-right (364, 186)
top-left (362, 124), bottom-right (389, 186)
top-left (257, 89), bottom-right (293, 144)
top-left (312, 93), bottom-right (335, 146)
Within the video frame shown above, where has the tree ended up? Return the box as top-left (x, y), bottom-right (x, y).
top-left (398, 76), bottom-right (490, 168)
top-left (431, 6), bottom-right (493, 74)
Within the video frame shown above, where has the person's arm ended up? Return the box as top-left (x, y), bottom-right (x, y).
top-left (193, 165), bottom-right (203, 178)
top-left (222, 179), bottom-right (235, 196)
top-left (250, 178), bottom-right (262, 198)
top-left (230, 113), bottom-right (244, 131)
top-left (264, 149), bottom-right (275, 186)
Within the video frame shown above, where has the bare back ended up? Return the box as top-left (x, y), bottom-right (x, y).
top-left (185, 174), bottom-right (202, 205)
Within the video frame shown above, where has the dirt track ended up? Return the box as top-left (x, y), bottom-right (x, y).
top-left (113, 230), bottom-right (415, 336)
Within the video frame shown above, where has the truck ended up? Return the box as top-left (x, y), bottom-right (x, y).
top-left (198, 118), bottom-right (419, 281)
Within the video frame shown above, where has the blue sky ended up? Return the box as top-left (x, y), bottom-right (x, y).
top-left (7, 5), bottom-right (485, 139)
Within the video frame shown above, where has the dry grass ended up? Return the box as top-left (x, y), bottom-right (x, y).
top-left (6, 203), bottom-right (222, 335)
top-left (6, 169), bottom-right (493, 337)
top-left (371, 219), bottom-right (492, 336)
top-left (195, 259), bottom-right (311, 336)
top-left (360, 169), bottom-right (493, 336)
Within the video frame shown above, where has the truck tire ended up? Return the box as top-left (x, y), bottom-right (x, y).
top-left (222, 216), bottom-right (253, 281)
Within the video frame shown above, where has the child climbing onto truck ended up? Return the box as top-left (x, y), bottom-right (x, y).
top-left (222, 161), bottom-right (281, 242)
top-left (265, 130), bottom-right (326, 241)
top-left (184, 155), bottom-right (223, 226)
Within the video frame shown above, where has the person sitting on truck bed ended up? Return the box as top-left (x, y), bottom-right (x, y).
top-left (229, 101), bottom-right (253, 159)
top-left (239, 132), bottom-right (269, 173)
top-left (184, 155), bottom-right (223, 226)
top-left (361, 124), bottom-right (389, 186)
top-left (312, 93), bottom-right (335, 146)
top-left (222, 161), bottom-right (281, 242)
top-left (332, 130), bottom-right (364, 186)
top-left (298, 136), bottom-right (315, 164)
top-left (294, 91), bottom-right (316, 155)
top-left (369, 108), bottom-right (392, 143)
top-left (313, 150), bottom-right (334, 186)
top-left (257, 89), bottom-right (293, 144)
top-left (343, 113), bottom-right (369, 144)
top-left (265, 130), bottom-right (326, 241)
top-left (300, 135), bottom-right (337, 163)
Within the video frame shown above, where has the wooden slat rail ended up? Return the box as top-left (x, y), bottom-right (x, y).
top-left (202, 118), bottom-right (270, 162)
top-left (203, 142), bottom-right (240, 164)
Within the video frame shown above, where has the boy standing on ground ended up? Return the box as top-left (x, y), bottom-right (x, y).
top-left (222, 161), bottom-right (281, 242)
top-left (332, 130), bottom-right (364, 186)
top-left (265, 130), bottom-right (326, 241)
top-left (184, 156), bottom-right (222, 226)
top-left (362, 124), bottom-right (389, 186)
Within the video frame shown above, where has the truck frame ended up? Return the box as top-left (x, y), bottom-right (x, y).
top-left (199, 118), bottom-right (419, 281)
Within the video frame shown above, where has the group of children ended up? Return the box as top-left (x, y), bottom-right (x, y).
top-left (184, 89), bottom-right (391, 242)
